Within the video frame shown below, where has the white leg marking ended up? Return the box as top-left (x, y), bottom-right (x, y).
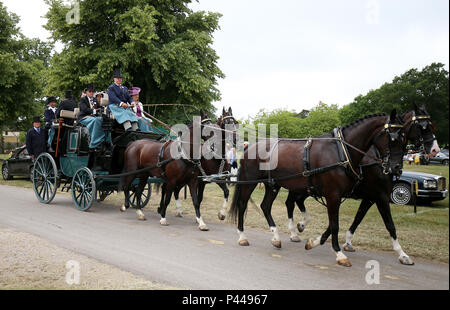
top-left (160, 218), bottom-right (168, 225)
top-left (175, 199), bottom-right (183, 216)
top-left (136, 209), bottom-right (146, 220)
top-left (196, 217), bottom-right (206, 227)
top-left (288, 219), bottom-right (298, 240)
top-left (237, 230), bottom-right (247, 242)
top-left (300, 211), bottom-right (310, 227)
top-left (345, 231), bottom-right (354, 245)
top-left (430, 140), bottom-right (441, 157)
top-left (220, 198), bottom-right (228, 216)
top-left (335, 251), bottom-right (348, 261)
top-left (392, 238), bottom-right (407, 258)
top-left (270, 226), bottom-right (280, 242)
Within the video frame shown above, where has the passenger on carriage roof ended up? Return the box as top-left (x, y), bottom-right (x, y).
top-left (44, 96), bottom-right (58, 130)
top-left (78, 84), bottom-right (100, 121)
top-left (129, 87), bottom-right (152, 133)
top-left (107, 68), bottom-right (139, 132)
top-left (56, 90), bottom-right (77, 126)
top-left (78, 84), bottom-right (109, 149)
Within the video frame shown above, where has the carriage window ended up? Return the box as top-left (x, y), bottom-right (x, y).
top-left (68, 132), bottom-right (79, 153)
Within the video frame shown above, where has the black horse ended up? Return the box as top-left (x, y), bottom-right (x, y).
top-left (284, 105), bottom-right (440, 265)
top-left (229, 110), bottom-right (405, 267)
top-left (172, 108), bottom-right (239, 221)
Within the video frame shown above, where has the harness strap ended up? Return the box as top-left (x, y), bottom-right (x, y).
top-left (335, 127), bottom-right (362, 180)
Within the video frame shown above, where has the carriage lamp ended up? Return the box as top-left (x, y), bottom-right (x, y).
top-left (423, 179), bottom-right (438, 189)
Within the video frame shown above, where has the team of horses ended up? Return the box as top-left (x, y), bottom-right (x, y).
top-left (119, 105), bottom-right (440, 267)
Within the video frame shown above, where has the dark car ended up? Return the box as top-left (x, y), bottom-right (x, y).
top-left (391, 171), bottom-right (448, 205)
top-left (426, 152), bottom-right (449, 166)
top-left (1, 145), bottom-right (34, 180)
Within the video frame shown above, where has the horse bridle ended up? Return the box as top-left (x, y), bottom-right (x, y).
top-left (410, 112), bottom-right (436, 154)
top-left (372, 117), bottom-right (405, 175)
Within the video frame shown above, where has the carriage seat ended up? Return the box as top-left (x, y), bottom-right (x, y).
top-left (55, 108), bottom-right (80, 127)
top-left (100, 95), bottom-right (115, 120)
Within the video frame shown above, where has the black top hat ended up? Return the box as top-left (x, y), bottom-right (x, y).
top-left (113, 68), bottom-right (123, 78)
top-left (32, 116), bottom-right (41, 123)
top-left (46, 96), bottom-right (57, 105)
top-left (86, 84), bottom-right (95, 92)
top-left (65, 90), bottom-right (73, 99)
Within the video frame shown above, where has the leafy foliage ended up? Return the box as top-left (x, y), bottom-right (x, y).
top-left (44, 0), bottom-right (224, 125)
top-left (339, 63), bottom-right (449, 144)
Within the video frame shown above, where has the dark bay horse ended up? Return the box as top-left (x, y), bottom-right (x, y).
top-left (119, 112), bottom-right (213, 230)
top-left (172, 108), bottom-right (239, 221)
top-left (285, 105), bottom-right (440, 265)
top-left (229, 110), bottom-right (404, 267)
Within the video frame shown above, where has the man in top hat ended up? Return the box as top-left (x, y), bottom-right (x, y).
top-left (78, 84), bottom-right (109, 149)
top-left (56, 90), bottom-right (77, 126)
top-left (26, 116), bottom-right (47, 160)
top-left (44, 96), bottom-right (58, 130)
top-left (107, 68), bottom-right (139, 131)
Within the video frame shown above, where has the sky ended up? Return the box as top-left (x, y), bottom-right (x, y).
top-left (2, 0), bottom-right (449, 120)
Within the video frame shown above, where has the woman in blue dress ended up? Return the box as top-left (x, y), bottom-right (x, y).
top-left (107, 69), bottom-right (139, 131)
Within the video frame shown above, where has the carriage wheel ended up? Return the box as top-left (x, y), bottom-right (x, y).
top-left (128, 180), bottom-right (152, 209)
top-left (72, 167), bottom-right (96, 211)
top-left (32, 153), bottom-right (58, 204)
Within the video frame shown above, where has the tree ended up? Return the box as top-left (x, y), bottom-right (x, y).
top-left (44, 0), bottom-right (225, 125)
top-left (0, 3), bottom-right (52, 153)
top-left (339, 63), bottom-right (449, 144)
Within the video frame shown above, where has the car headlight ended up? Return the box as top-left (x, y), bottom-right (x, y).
top-left (423, 179), bottom-right (437, 189)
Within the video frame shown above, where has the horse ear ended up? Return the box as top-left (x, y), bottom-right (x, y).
top-left (390, 109), bottom-right (397, 121)
top-left (228, 107), bottom-right (233, 115)
top-left (413, 102), bottom-right (419, 112)
top-left (200, 110), bottom-right (204, 118)
top-left (222, 107), bottom-right (226, 115)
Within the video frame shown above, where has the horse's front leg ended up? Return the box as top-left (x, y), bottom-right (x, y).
top-left (217, 183), bottom-right (229, 221)
top-left (305, 193), bottom-right (351, 267)
top-left (343, 198), bottom-right (373, 252)
top-left (158, 183), bottom-right (172, 226)
top-left (120, 175), bottom-right (134, 213)
top-left (261, 184), bottom-right (281, 248)
top-left (375, 198), bottom-right (414, 265)
top-left (189, 178), bottom-right (208, 231)
top-left (173, 186), bottom-right (183, 218)
top-left (134, 176), bottom-right (148, 221)
top-left (285, 192), bottom-right (300, 242)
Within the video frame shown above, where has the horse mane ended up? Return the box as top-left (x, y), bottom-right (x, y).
top-left (342, 113), bottom-right (387, 130)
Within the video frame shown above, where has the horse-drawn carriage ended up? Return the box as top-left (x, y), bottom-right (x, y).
top-left (32, 95), bottom-right (165, 211)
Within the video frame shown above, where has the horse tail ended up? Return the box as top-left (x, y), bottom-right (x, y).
top-left (228, 167), bottom-right (242, 224)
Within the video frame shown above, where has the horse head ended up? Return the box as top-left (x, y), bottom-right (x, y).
top-left (402, 104), bottom-right (440, 157)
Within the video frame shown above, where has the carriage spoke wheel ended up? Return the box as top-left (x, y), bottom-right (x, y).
top-left (128, 180), bottom-right (152, 209)
top-left (72, 167), bottom-right (96, 211)
top-left (32, 153), bottom-right (58, 204)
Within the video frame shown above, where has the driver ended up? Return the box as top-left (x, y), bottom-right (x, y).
top-left (107, 68), bottom-right (139, 131)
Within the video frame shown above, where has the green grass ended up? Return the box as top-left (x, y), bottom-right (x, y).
top-left (1, 158), bottom-right (448, 263)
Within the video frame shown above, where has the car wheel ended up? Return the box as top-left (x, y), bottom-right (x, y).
top-left (442, 159), bottom-right (449, 166)
top-left (391, 183), bottom-right (412, 205)
top-left (2, 165), bottom-right (12, 180)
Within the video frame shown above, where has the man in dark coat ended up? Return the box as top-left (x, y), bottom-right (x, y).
top-left (107, 69), bottom-right (139, 131)
top-left (56, 90), bottom-right (77, 126)
top-left (26, 116), bottom-right (47, 160)
top-left (44, 96), bottom-right (58, 130)
top-left (78, 84), bottom-right (100, 121)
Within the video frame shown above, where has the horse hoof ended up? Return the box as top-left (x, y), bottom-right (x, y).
top-left (343, 243), bottom-right (355, 252)
top-left (337, 258), bottom-right (352, 267)
top-left (160, 219), bottom-right (169, 226)
top-left (399, 255), bottom-right (415, 266)
top-left (290, 235), bottom-right (301, 243)
top-left (297, 223), bottom-right (305, 233)
top-left (271, 240), bottom-right (282, 249)
top-left (238, 239), bottom-right (249, 246)
top-left (305, 239), bottom-right (314, 250)
top-left (137, 214), bottom-right (147, 221)
top-left (199, 225), bottom-right (209, 231)
top-left (175, 212), bottom-right (183, 218)
top-left (218, 212), bottom-right (226, 221)
top-left (120, 205), bottom-right (126, 212)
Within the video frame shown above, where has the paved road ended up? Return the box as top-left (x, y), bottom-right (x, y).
top-left (0, 185), bottom-right (448, 290)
